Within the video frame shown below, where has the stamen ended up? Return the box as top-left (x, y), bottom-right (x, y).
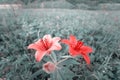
top-left (43, 39), bottom-right (48, 49)
top-left (74, 41), bottom-right (83, 50)
top-left (41, 39), bottom-right (48, 50)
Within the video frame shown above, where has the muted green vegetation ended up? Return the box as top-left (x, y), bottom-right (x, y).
top-left (0, 9), bottom-right (120, 80)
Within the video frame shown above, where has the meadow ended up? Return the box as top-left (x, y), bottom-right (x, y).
top-left (0, 8), bottom-right (120, 80)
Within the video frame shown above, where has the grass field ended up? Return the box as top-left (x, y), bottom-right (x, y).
top-left (0, 9), bottom-right (120, 80)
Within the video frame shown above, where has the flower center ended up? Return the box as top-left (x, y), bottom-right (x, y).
top-left (40, 39), bottom-right (52, 51)
top-left (41, 39), bottom-right (49, 50)
top-left (74, 41), bottom-right (83, 50)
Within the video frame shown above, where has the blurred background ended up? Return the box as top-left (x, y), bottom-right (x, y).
top-left (0, 0), bottom-right (120, 80)
top-left (0, 0), bottom-right (120, 10)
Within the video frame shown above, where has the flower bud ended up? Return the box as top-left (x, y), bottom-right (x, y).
top-left (43, 62), bottom-right (56, 74)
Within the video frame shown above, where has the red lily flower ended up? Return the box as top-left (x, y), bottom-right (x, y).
top-left (61, 35), bottom-right (93, 64)
top-left (28, 34), bottom-right (62, 62)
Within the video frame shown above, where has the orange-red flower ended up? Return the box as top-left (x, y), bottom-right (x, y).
top-left (43, 61), bottom-right (56, 74)
top-left (61, 35), bottom-right (93, 64)
top-left (28, 34), bottom-right (62, 62)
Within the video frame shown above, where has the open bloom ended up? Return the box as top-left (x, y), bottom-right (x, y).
top-left (28, 34), bottom-right (62, 62)
top-left (61, 35), bottom-right (93, 64)
top-left (43, 61), bottom-right (56, 74)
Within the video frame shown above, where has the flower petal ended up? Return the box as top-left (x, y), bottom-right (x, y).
top-left (28, 43), bottom-right (41, 51)
top-left (28, 39), bottom-right (46, 51)
top-left (49, 42), bottom-right (62, 51)
top-left (69, 47), bottom-right (79, 57)
top-left (35, 51), bottom-right (46, 62)
top-left (80, 45), bottom-right (93, 55)
top-left (43, 34), bottom-right (52, 43)
top-left (43, 34), bottom-right (52, 48)
top-left (82, 55), bottom-right (90, 64)
top-left (52, 37), bottom-right (61, 43)
top-left (69, 35), bottom-right (77, 44)
top-left (61, 39), bottom-right (70, 45)
top-left (35, 39), bottom-right (43, 45)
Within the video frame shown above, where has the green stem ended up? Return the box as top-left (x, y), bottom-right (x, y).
top-left (49, 54), bottom-right (55, 63)
top-left (56, 57), bottom-right (69, 65)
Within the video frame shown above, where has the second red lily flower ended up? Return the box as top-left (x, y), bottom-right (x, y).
top-left (61, 35), bottom-right (93, 64)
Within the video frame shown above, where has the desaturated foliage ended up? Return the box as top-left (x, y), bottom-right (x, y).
top-left (0, 8), bottom-right (120, 80)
